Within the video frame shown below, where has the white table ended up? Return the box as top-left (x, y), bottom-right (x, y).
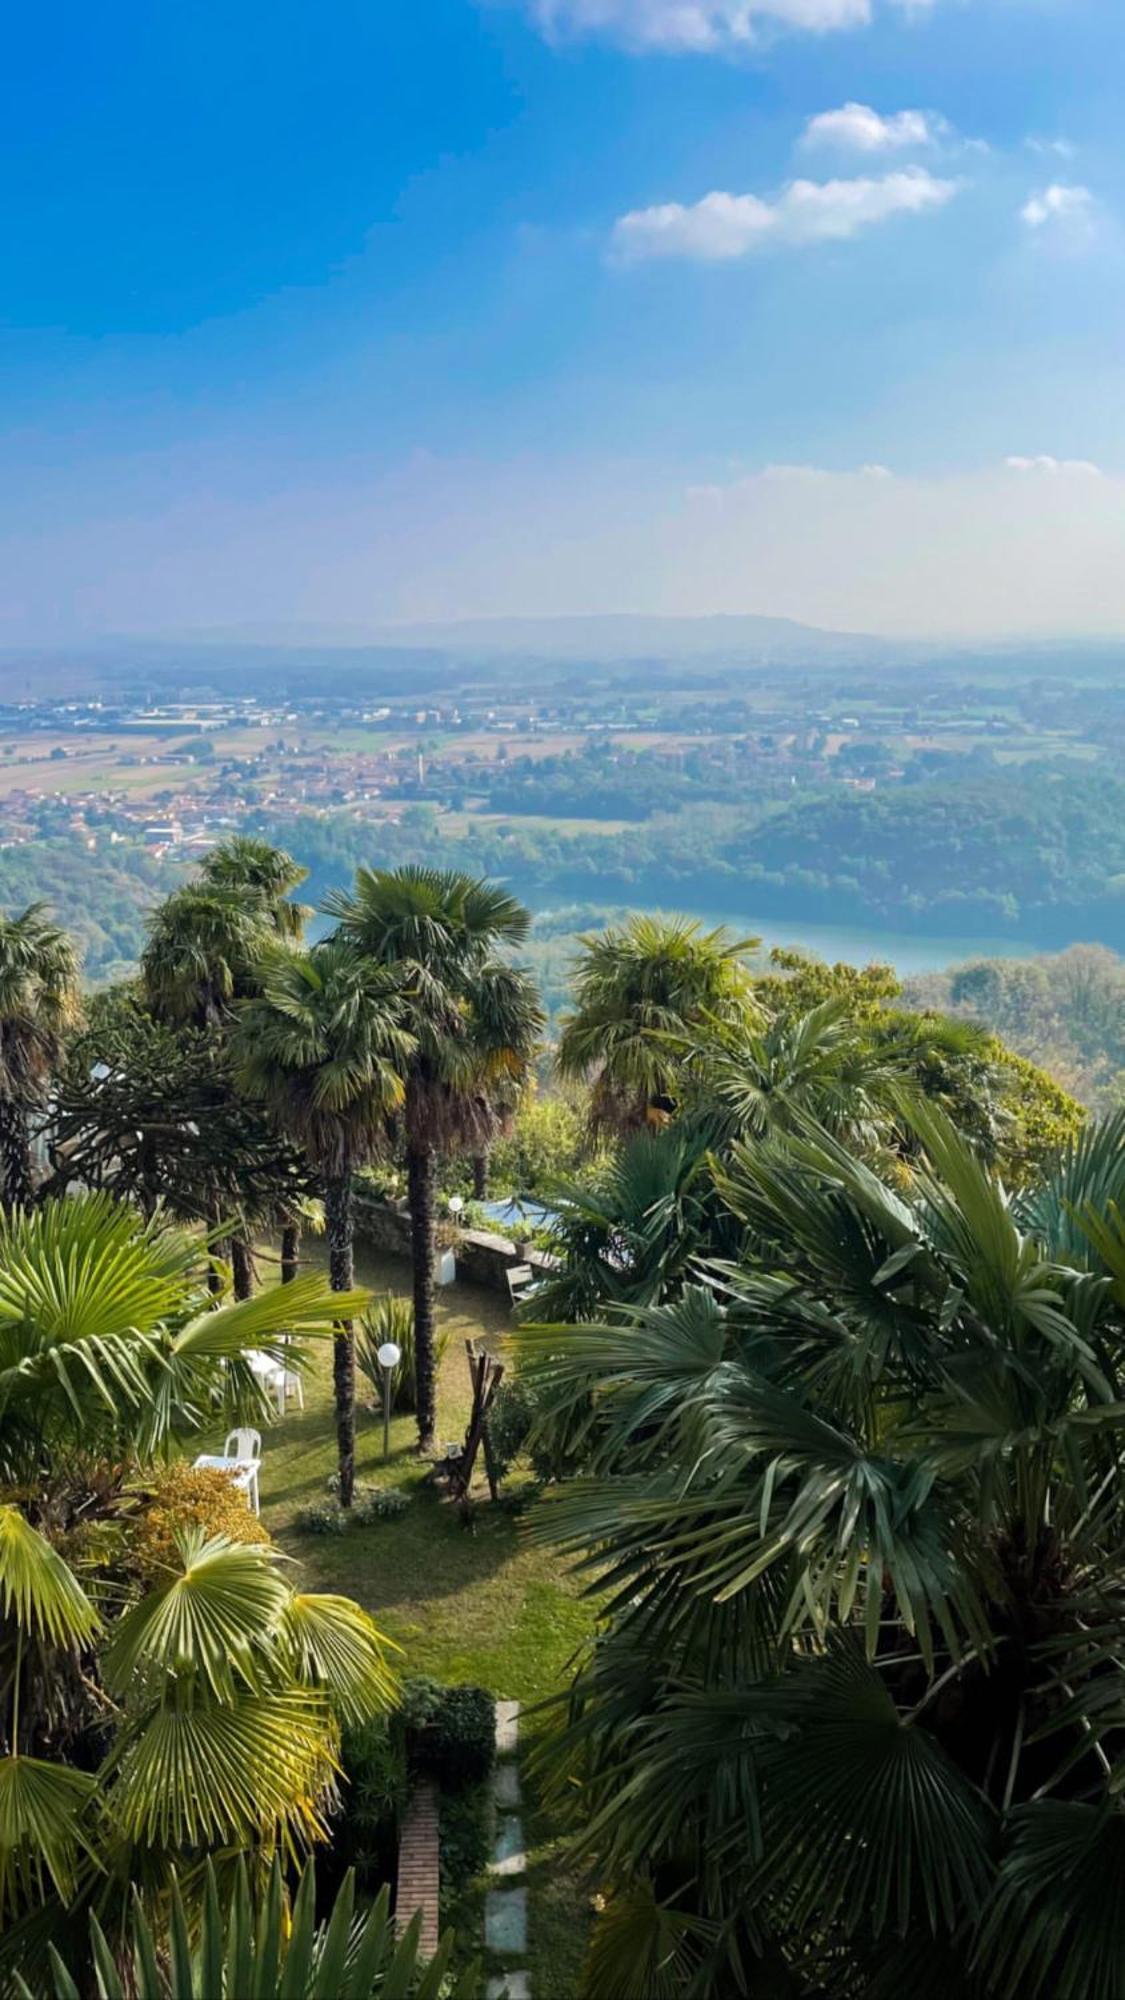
top-left (192, 1452), bottom-right (261, 1512)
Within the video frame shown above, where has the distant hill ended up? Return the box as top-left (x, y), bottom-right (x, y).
top-left (354, 612), bottom-right (904, 667)
top-left (0, 613), bottom-right (903, 699)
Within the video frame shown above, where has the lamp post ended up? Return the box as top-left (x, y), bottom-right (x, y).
top-left (378, 1340), bottom-right (402, 1462)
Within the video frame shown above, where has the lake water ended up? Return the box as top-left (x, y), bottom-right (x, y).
top-left (636, 908), bottom-right (1038, 977)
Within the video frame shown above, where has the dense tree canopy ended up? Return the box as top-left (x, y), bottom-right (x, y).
top-left (518, 1105), bottom-right (1125, 1998)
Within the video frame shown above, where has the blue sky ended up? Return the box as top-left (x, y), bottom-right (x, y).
top-left (4, 0), bottom-right (1125, 641)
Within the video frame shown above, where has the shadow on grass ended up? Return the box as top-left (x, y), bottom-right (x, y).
top-left (279, 1485), bottom-right (523, 1608)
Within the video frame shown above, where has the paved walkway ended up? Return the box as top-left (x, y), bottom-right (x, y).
top-left (485, 1698), bottom-right (531, 2000)
top-left (396, 1778), bottom-right (441, 1960)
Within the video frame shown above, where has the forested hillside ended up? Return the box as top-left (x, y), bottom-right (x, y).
top-left (5, 762), bottom-right (1125, 1005)
top-left (0, 839), bottom-right (183, 981)
top-left (731, 772), bottom-right (1125, 938)
top-left (267, 768), bottom-right (1125, 947)
top-left (905, 944), bottom-right (1125, 1111)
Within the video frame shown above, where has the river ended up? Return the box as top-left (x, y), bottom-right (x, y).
top-left (687, 910), bottom-right (1038, 976)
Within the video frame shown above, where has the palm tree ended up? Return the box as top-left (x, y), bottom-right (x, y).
top-left (0, 905), bottom-right (79, 1211)
top-left (197, 834), bottom-right (311, 939)
top-left (141, 844), bottom-right (311, 1293)
top-left (0, 1510), bottom-right (396, 1945)
top-left (0, 1189), bottom-right (368, 1486)
top-left (518, 1106), bottom-right (1125, 1997)
top-left (234, 942), bottom-right (412, 1504)
top-left (142, 840), bottom-right (309, 1028)
top-left (37, 1856), bottom-right (482, 1999)
top-left (140, 885), bottom-right (276, 1032)
top-left (324, 867), bottom-right (542, 1451)
top-left (556, 913), bottom-right (759, 1137)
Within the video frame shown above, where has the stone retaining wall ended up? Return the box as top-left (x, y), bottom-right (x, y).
top-left (354, 1193), bottom-right (558, 1294)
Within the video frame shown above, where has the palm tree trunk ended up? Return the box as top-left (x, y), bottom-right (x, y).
top-left (206, 1203), bottom-right (225, 1298)
top-left (280, 1220), bottom-right (300, 1285)
top-left (324, 1171), bottom-right (357, 1508)
top-left (0, 1099), bottom-right (34, 1210)
top-left (472, 1150), bottom-right (489, 1201)
top-left (231, 1235), bottom-right (255, 1300)
top-left (407, 1144), bottom-right (438, 1452)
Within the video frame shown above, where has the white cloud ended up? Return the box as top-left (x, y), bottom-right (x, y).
top-left (1005, 454), bottom-right (1102, 476)
top-left (756, 460), bottom-right (895, 479)
top-left (524, 0), bottom-right (871, 50)
top-left (1026, 136), bottom-right (1076, 161)
top-left (803, 103), bottom-right (942, 152)
top-left (611, 168), bottom-right (958, 262)
top-left (1021, 183), bottom-right (1095, 232)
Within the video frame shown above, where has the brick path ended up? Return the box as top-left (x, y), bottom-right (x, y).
top-left (396, 1778), bottom-right (441, 1960)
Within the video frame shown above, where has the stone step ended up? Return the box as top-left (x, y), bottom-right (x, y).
top-left (490, 1812), bottom-right (527, 1879)
top-left (485, 1884), bottom-right (528, 1956)
top-left (486, 1974), bottom-right (531, 2000)
top-left (495, 1697), bottom-right (521, 1755)
top-left (492, 1760), bottom-right (521, 1808)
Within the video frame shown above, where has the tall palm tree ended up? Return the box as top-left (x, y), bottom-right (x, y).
top-left (324, 867), bottom-right (542, 1451)
top-left (234, 942), bottom-right (412, 1503)
top-left (198, 834), bottom-right (311, 939)
top-left (518, 1106), bottom-right (1125, 1998)
top-left (0, 905), bottom-right (79, 1211)
top-left (141, 838), bottom-right (308, 1032)
top-left (141, 885), bottom-right (275, 1032)
top-left (557, 913), bottom-right (759, 1137)
top-left (141, 844), bottom-right (310, 1292)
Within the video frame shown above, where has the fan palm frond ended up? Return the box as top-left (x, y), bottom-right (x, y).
top-left (102, 1534), bottom-right (291, 1700)
top-left (0, 1506), bottom-right (99, 1648)
top-left (279, 1594), bottom-right (399, 1725)
top-left (0, 1756), bottom-right (97, 1921)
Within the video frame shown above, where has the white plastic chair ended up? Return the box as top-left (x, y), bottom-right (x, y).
top-left (246, 1346), bottom-right (304, 1418)
top-left (193, 1426), bottom-right (263, 1515)
top-left (279, 1335), bottom-right (304, 1415)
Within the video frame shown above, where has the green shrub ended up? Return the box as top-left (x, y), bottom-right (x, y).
top-left (356, 1294), bottom-right (448, 1417)
top-left (399, 1676), bottom-right (496, 1789)
top-left (489, 1374), bottom-right (574, 1482)
top-left (352, 1487), bottom-right (410, 1525)
top-left (292, 1500), bottom-right (349, 1535)
top-left (333, 1716), bottom-right (408, 1885)
top-left (487, 1378), bottom-right (535, 1477)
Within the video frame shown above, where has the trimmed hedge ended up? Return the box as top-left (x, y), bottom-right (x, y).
top-left (400, 1677), bottom-right (496, 1789)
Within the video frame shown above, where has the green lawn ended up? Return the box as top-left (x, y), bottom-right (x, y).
top-left (254, 1234), bottom-right (594, 1996)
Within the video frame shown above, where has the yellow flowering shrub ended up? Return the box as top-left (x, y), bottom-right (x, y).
top-left (129, 1461), bottom-right (270, 1585)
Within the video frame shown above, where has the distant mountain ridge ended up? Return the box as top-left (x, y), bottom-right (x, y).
top-left (2, 617), bottom-right (1124, 699)
top-left (355, 612), bottom-right (903, 665)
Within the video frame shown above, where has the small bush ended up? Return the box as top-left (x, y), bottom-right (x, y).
top-left (488, 1375), bottom-right (569, 1482)
top-left (333, 1717), bottom-right (408, 1885)
top-left (357, 1294), bottom-right (448, 1417)
top-left (400, 1676), bottom-right (496, 1789)
top-left (293, 1500), bottom-right (349, 1536)
top-left (352, 1487), bottom-right (410, 1526)
top-left (487, 1378), bottom-right (535, 1477)
top-left (129, 1462), bottom-right (270, 1583)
